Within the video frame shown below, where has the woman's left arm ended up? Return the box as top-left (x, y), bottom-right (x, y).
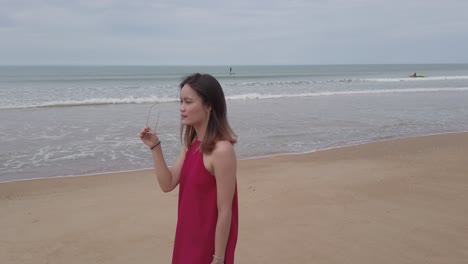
top-left (211, 141), bottom-right (237, 262)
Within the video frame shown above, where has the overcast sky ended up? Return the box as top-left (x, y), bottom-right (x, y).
top-left (1, 0), bottom-right (467, 65)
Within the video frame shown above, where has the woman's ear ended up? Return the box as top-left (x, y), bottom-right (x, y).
top-left (205, 104), bottom-right (212, 113)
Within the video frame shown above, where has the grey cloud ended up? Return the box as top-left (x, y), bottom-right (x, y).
top-left (0, 0), bottom-right (467, 65)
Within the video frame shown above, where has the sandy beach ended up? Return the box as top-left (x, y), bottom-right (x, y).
top-left (1, 132), bottom-right (467, 264)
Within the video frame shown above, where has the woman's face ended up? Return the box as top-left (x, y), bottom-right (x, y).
top-left (180, 84), bottom-right (211, 127)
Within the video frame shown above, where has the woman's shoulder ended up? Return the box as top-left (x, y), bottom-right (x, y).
top-left (212, 140), bottom-right (236, 158)
top-left (204, 140), bottom-right (236, 174)
top-left (214, 140), bottom-right (234, 150)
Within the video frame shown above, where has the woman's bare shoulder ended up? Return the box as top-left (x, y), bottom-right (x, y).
top-left (207, 141), bottom-right (235, 164)
top-left (213, 140), bottom-right (235, 153)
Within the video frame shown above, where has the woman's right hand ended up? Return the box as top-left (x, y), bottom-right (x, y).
top-left (140, 126), bottom-right (160, 148)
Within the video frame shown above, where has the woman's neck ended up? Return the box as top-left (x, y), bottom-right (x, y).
top-left (193, 121), bottom-right (208, 142)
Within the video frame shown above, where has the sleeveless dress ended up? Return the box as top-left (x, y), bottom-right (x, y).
top-left (172, 140), bottom-right (238, 264)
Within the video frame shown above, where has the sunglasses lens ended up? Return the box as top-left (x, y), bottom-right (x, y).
top-left (146, 103), bottom-right (160, 131)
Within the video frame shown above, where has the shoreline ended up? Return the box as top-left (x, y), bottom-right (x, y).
top-left (1, 130), bottom-right (466, 184)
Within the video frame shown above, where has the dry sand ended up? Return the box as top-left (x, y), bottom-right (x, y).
top-left (1, 133), bottom-right (467, 264)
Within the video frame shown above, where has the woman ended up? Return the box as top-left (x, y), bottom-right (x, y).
top-left (140, 73), bottom-right (238, 264)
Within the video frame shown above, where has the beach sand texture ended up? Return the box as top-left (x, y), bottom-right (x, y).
top-left (1, 133), bottom-right (467, 264)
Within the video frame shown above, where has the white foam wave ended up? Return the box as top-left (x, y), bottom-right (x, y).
top-left (2, 87), bottom-right (468, 109)
top-left (362, 76), bottom-right (468, 82)
top-left (226, 87), bottom-right (468, 100)
top-left (224, 79), bottom-right (353, 87)
top-left (1, 96), bottom-right (178, 109)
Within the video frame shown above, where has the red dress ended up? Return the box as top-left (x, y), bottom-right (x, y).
top-left (172, 140), bottom-right (238, 264)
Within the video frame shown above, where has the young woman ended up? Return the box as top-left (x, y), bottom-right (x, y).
top-left (140, 73), bottom-right (238, 264)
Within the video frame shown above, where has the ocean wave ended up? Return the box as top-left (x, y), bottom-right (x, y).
top-left (2, 87), bottom-right (468, 109)
top-left (6, 75), bottom-right (468, 85)
top-left (361, 76), bottom-right (468, 82)
top-left (0, 96), bottom-right (178, 109)
top-left (225, 87), bottom-right (468, 100)
top-left (223, 75), bottom-right (468, 86)
top-left (223, 79), bottom-right (352, 87)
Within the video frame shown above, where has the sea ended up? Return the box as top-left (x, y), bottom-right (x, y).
top-left (1, 64), bottom-right (468, 182)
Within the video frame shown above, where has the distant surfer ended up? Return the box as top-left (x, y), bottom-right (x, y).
top-left (230, 67), bottom-right (232, 75)
top-left (410, 72), bottom-right (425, 78)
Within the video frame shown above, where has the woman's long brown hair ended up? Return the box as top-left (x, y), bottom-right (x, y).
top-left (180, 73), bottom-right (237, 153)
